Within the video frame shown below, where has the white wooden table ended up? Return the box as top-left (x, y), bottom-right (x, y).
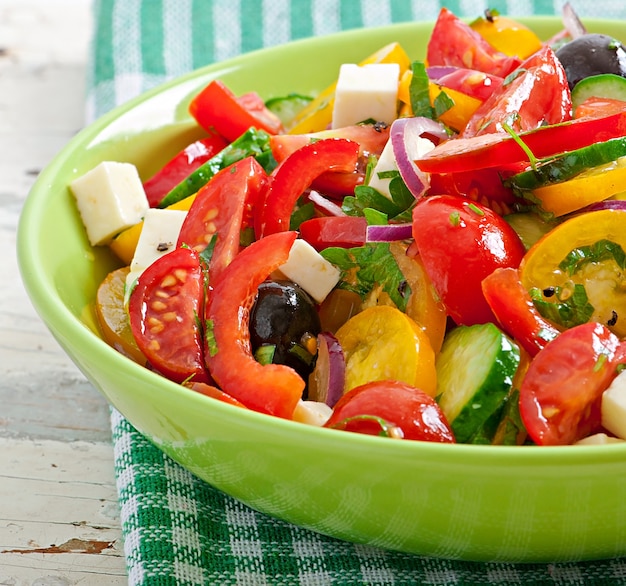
top-left (0, 0), bottom-right (127, 581)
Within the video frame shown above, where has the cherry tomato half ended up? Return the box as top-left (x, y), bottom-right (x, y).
top-left (412, 195), bottom-right (526, 326)
top-left (324, 380), bottom-right (455, 443)
top-left (519, 321), bottom-right (621, 445)
top-left (128, 247), bottom-right (210, 384)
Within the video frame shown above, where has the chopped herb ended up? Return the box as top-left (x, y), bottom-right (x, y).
top-left (503, 69), bottom-right (527, 86)
top-left (199, 235), bottom-right (217, 264)
top-left (205, 319), bottom-right (219, 357)
top-left (501, 120), bottom-right (539, 170)
top-left (559, 239), bottom-right (626, 276)
top-left (449, 211), bottom-right (461, 226)
top-left (288, 343), bottom-right (315, 366)
top-left (434, 90), bottom-right (455, 118)
top-left (254, 344), bottom-right (276, 365)
top-left (594, 353), bottom-right (609, 373)
top-left (289, 200), bottom-right (315, 230)
top-left (363, 207), bottom-right (388, 225)
top-left (530, 284), bottom-right (595, 329)
top-left (409, 61), bottom-right (435, 119)
top-left (466, 202), bottom-right (485, 216)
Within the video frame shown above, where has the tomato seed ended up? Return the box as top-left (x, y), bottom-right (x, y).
top-left (151, 300), bottom-right (168, 312)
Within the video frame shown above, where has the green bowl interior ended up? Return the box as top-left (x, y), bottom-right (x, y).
top-left (17, 18), bottom-right (626, 563)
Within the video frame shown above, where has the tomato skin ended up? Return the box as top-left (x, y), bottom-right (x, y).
top-left (519, 322), bottom-right (621, 446)
top-left (299, 216), bottom-right (367, 250)
top-left (461, 46), bottom-right (572, 138)
top-left (205, 231), bottom-right (305, 419)
top-left (189, 80), bottom-right (283, 143)
top-left (412, 195), bottom-right (526, 326)
top-left (258, 138), bottom-right (360, 238)
top-left (426, 8), bottom-right (520, 78)
top-left (324, 380), bottom-right (455, 443)
top-left (482, 267), bottom-right (561, 357)
top-left (128, 247), bottom-right (210, 384)
top-left (142, 133), bottom-right (228, 207)
top-left (177, 157), bottom-right (269, 282)
top-left (575, 97), bottom-right (626, 119)
top-left (415, 110), bottom-right (626, 175)
top-left (430, 68), bottom-right (504, 101)
top-left (186, 381), bottom-right (247, 408)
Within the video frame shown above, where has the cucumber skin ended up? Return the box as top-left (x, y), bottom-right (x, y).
top-left (436, 323), bottom-right (520, 444)
top-left (571, 73), bottom-right (626, 111)
top-left (506, 136), bottom-right (626, 192)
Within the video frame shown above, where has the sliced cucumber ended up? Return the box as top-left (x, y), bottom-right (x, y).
top-left (506, 135), bottom-right (626, 193)
top-left (436, 323), bottom-right (520, 443)
top-left (266, 93), bottom-right (313, 126)
top-left (504, 211), bottom-right (559, 250)
top-left (571, 73), bottom-right (626, 111)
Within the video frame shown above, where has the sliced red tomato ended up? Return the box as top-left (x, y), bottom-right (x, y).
top-left (185, 381), bottom-right (247, 408)
top-left (574, 97), bottom-right (626, 119)
top-left (299, 216), bottom-right (367, 251)
top-left (426, 8), bottom-right (520, 78)
top-left (128, 247), bottom-right (210, 384)
top-left (461, 45), bottom-right (572, 137)
top-left (142, 133), bottom-right (228, 207)
top-left (415, 110), bottom-right (626, 174)
top-left (482, 267), bottom-right (561, 357)
top-left (519, 322), bottom-right (621, 445)
top-left (412, 195), bottom-right (526, 326)
top-left (428, 162), bottom-right (527, 214)
top-left (189, 80), bottom-right (283, 143)
top-left (324, 380), bottom-right (455, 443)
top-left (258, 138), bottom-right (360, 238)
top-left (204, 231), bottom-right (305, 419)
top-left (428, 67), bottom-right (504, 102)
top-left (177, 157), bottom-right (268, 282)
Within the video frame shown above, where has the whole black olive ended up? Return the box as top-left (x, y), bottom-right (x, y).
top-left (250, 280), bottom-right (321, 384)
top-left (555, 33), bottom-right (626, 90)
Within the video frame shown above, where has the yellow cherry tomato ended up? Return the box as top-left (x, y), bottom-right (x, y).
top-left (108, 192), bottom-right (197, 264)
top-left (530, 157), bottom-right (626, 217)
top-left (470, 13), bottom-right (542, 59)
top-left (287, 41), bottom-right (411, 134)
top-left (95, 266), bottom-right (146, 365)
top-left (520, 208), bottom-right (626, 337)
top-left (397, 70), bottom-right (482, 132)
top-left (335, 305), bottom-right (437, 397)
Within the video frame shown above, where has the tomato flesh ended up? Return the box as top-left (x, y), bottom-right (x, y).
top-left (128, 247), bottom-right (210, 384)
top-left (519, 322), bottom-right (621, 445)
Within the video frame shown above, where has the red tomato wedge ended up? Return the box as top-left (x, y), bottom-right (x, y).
top-left (128, 247), bottom-right (210, 384)
top-left (258, 138), bottom-right (360, 237)
top-left (415, 110), bottom-right (626, 174)
top-left (299, 216), bottom-right (367, 251)
top-left (324, 380), bottom-right (455, 443)
top-left (186, 381), bottom-right (247, 408)
top-left (177, 157), bottom-right (268, 282)
top-left (142, 133), bottom-right (228, 207)
top-left (461, 45), bottom-right (572, 137)
top-left (412, 195), bottom-right (526, 326)
top-left (426, 8), bottom-right (520, 78)
top-left (204, 231), bottom-right (305, 419)
top-left (519, 322), bottom-right (621, 445)
top-left (482, 267), bottom-right (561, 357)
top-left (189, 80), bottom-right (283, 143)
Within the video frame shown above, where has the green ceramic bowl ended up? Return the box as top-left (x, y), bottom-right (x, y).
top-left (18, 18), bottom-right (626, 563)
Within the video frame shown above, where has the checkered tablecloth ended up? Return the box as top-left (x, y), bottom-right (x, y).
top-left (88, 1), bottom-right (626, 584)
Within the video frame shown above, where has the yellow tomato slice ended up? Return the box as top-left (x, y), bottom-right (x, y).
top-left (398, 70), bottom-right (482, 132)
top-left (470, 15), bottom-right (542, 59)
top-left (108, 193), bottom-right (197, 264)
top-left (287, 41), bottom-right (411, 135)
top-left (335, 305), bottom-right (437, 397)
top-left (520, 209), bottom-right (626, 337)
top-left (95, 266), bottom-right (146, 365)
top-left (531, 157), bottom-right (626, 217)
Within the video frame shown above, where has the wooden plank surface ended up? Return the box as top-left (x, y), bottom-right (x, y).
top-left (0, 0), bottom-right (128, 580)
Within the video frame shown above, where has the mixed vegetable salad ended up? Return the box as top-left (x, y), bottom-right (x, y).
top-left (71, 6), bottom-right (626, 447)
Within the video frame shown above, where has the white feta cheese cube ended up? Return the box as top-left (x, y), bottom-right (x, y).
top-left (367, 133), bottom-right (435, 200)
top-left (277, 239), bottom-right (340, 304)
top-left (576, 433), bottom-right (625, 446)
top-left (601, 369), bottom-right (626, 440)
top-left (332, 63), bottom-right (400, 129)
top-left (124, 208), bottom-right (188, 307)
top-left (292, 400), bottom-right (333, 426)
top-left (70, 161), bottom-right (149, 246)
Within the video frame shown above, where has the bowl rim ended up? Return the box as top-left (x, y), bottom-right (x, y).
top-left (17, 15), bottom-right (626, 468)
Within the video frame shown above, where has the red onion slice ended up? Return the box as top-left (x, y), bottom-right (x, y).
top-left (426, 66), bottom-right (460, 82)
top-left (307, 190), bottom-right (346, 217)
top-left (390, 117), bottom-right (448, 199)
top-left (366, 222), bottom-right (413, 242)
top-left (562, 2), bottom-right (587, 39)
top-left (308, 332), bottom-right (345, 408)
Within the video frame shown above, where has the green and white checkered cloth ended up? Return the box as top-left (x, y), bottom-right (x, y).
top-left (89, 1), bottom-right (626, 584)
